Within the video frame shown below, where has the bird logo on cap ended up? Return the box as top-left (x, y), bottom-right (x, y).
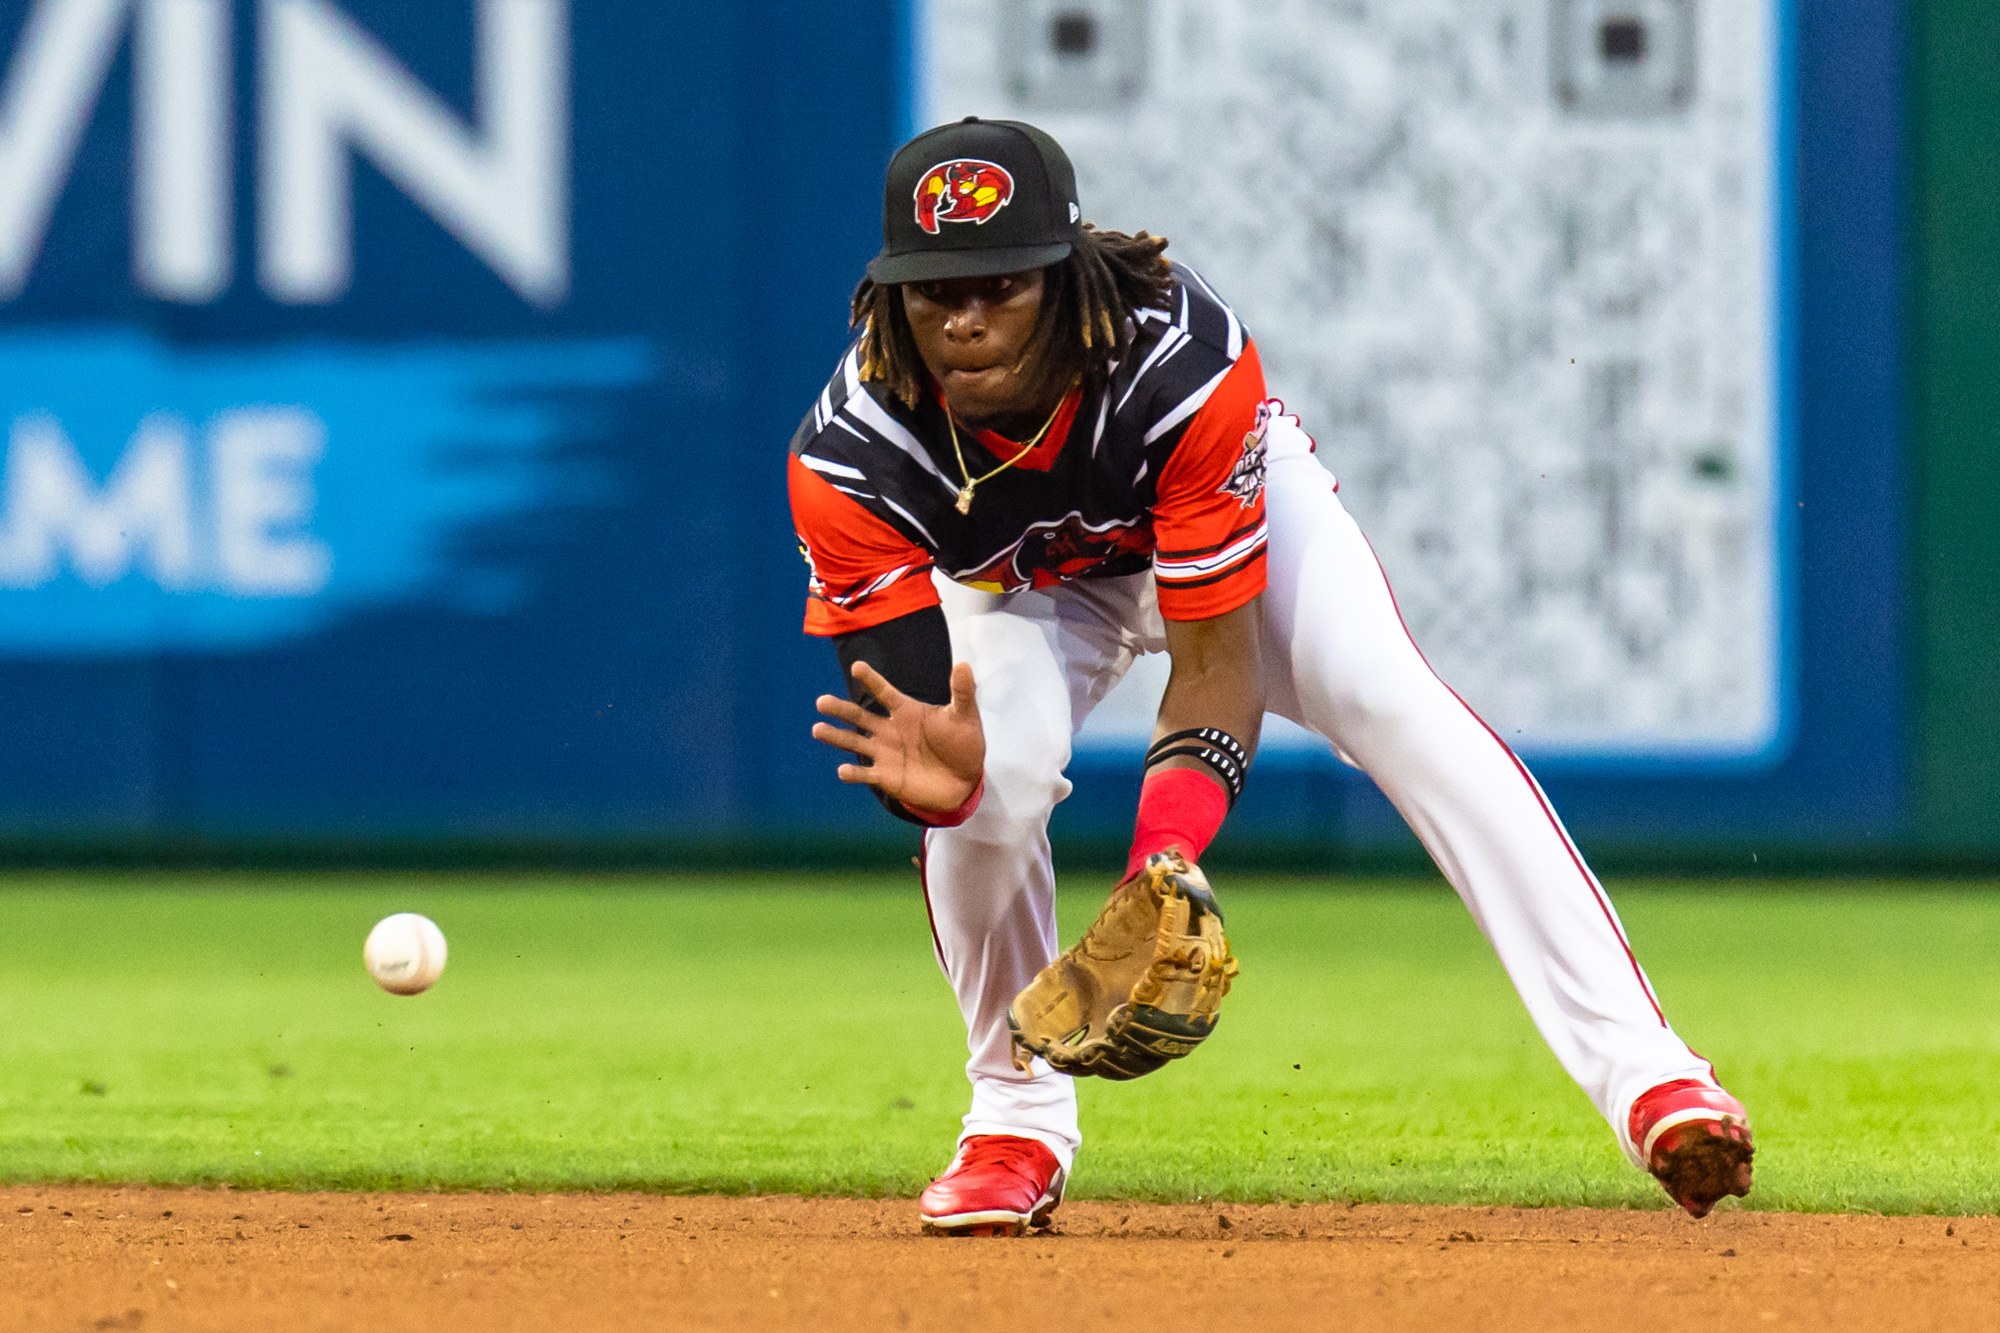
top-left (914, 159), bottom-right (1015, 234)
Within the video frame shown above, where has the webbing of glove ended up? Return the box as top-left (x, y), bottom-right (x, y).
top-left (1007, 849), bottom-right (1239, 1081)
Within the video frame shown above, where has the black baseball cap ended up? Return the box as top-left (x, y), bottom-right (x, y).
top-left (867, 117), bottom-right (1082, 285)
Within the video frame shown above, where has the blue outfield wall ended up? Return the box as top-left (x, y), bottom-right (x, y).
top-left (0, 1), bottom-right (1905, 863)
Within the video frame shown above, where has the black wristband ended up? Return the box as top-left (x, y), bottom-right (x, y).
top-left (1145, 727), bottom-right (1249, 807)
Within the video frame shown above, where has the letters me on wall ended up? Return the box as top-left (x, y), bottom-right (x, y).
top-left (0, 0), bottom-right (648, 655)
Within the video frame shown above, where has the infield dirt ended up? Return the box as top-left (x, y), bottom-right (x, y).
top-left (6, 1186), bottom-right (1994, 1332)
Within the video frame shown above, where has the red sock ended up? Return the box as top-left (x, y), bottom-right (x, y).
top-left (1125, 767), bottom-right (1229, 880)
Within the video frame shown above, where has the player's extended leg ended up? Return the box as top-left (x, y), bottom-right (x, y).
top-left (1255, 414), bottom-right (1752, 1214)
top-left (914, 570), bottom-right (1157, 1232)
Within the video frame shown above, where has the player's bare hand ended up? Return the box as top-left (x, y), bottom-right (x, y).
top-left (812, 661), bottom-right (985, 813)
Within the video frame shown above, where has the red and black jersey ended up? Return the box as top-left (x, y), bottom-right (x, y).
top-left (789, 263), bottom-right (1271, 637)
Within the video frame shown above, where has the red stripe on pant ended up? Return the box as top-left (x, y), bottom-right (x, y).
top-left (917, 830), bottom-right (949, 979)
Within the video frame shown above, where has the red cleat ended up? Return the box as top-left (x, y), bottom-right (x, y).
top-left (918, 1135), bottom-right (1065, 1237)
top-left (1630, 1079), bottom-right (1755, 1218)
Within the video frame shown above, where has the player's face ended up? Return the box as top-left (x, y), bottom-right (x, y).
top-left (902, 270), bottom-right (1048, 427)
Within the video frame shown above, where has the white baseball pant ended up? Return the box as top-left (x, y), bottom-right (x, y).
top-left (918, 412), bottom-right (1715, 1174)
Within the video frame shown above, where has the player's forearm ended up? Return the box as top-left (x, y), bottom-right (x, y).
top-left (830, 606), bottom-right (967, 826)
top-left (1127, 597), bottom-right (1265, 876)
top-left (1154, 597), bottom-right (1266, 769)
top-left (834, 605), bottom-right (954, 709)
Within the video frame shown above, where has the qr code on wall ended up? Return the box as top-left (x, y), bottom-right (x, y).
top-left (918, 0), bottom-right (1783, 760)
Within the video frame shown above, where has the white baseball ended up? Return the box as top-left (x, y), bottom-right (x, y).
top-left (364, 913), bottom-right (448, 995)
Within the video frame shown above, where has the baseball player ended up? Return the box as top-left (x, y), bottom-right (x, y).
top-left (794, 118), bottom-right (1754, 1236)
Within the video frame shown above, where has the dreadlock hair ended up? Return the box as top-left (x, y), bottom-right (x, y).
top-left (849, 224), bottom-right (1175, 412)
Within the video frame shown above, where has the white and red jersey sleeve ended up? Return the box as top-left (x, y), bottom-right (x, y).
top-left (1148, 340), bottom-right (1270, 621)
top-left (789, 454), bottom-right (941, 637)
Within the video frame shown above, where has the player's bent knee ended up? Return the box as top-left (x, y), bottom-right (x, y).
top-left (969, 764), bottom-right (1069, 832)
top-left (1303, 663), bottom-right (1452, 755)
top-left (970, 728), bottom-right (1071, 823)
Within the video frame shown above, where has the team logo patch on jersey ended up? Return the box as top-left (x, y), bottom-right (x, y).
top-left (956, 512), bottom-right (1153, 593)
top-left (914, 159), bottom-right (1015, 234)
top-left (1219, 402), bottom-right (1274, 508)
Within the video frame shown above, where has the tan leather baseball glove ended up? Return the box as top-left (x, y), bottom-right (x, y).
top-left (1007, 849), bottom-right (1239, 1081)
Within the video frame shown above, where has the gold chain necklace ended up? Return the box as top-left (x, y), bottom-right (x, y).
top-left (946, 387), bottom-right (1073, 515)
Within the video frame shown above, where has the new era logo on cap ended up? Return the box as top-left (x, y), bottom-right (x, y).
top-left (915, 160), bottom-right (1016, 234)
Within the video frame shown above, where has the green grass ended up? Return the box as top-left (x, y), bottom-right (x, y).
top-left (1, 873), bottom-right (1996, 1213)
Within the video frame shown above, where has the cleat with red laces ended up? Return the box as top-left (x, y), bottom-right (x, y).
top-left (1630, 1079), bottom-right (1755, 1218)
top-left (918, 1135), bottom-right (1066, 1237)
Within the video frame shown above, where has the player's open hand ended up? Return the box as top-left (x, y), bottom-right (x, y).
top-left (812, 661), bottom-right (985, 814)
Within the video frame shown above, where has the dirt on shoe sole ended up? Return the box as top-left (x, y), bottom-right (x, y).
top-left (1654, 1125), bottom-right (1756, 1218)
